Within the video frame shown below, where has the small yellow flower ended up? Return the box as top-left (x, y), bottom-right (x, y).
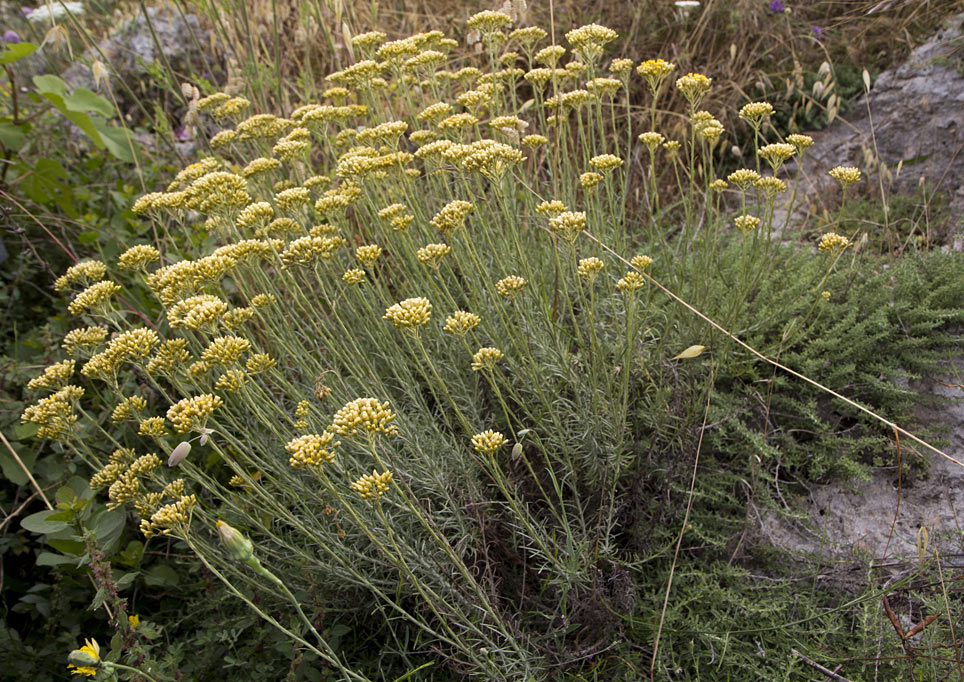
top-left (787, 134), bottom-right (814, 153)
top-left (118, 245), bottom-right (160, 271)
top-left (754, 176), bottom-right (788, 197)
top-left (67, 637), bottom-right (101, 677)
top-left (351, 469), bottom-right (393, 500)
top-left (590, 154), bottom-right (623, 173)
top-left (128, 614), bottom-right (140, 628)
top-left (471, 429), bottom-right (508, 455)
top-left (616, 271), bottom-right (645, 293)
top-left (547, 211), bottom-right (587, 243)
top-left (167, 394), bottom-right (223, 434)
top-left (710, 179), bottom-right (728, 192)
top-left (734, 215), bottom-right (761, 233)
top-left (287, 431), bottom-right (341, 468)
top-left (757, 143), bottom-right (796, 171)
top-left (384, 297), bottom-right (432, 330)
top-left (829, 166), bottom-right (862, 188)
top-left (637, 58), bottom-right (676, 94)
top-left (522, 134), bottom-right (548, 148)
top-left (496, 275), bottom-right (528, 299)
top-left (818, 232), bottom-right (851, 253)
top-left (639, 131), bottom-right (665, 153)
top-left (675, 72), bottom-right (712, 108)
top-left (443, 310), bottom-right (481, 336)
top-left (68, 281), bottom-right (121, 316)
top-left (332, 398), bottom-right (399, 439)
top-left (343, 268), bottom-right (366, 285)
top-left (471, 347), bottom-right (504, 372)
top-left (577, 257), bottom-right (604, 283)
top-left (580, 172), bottom-right (603, 191)
top-left (738, 101), bottom-right (774, 128)
top-left (356, 244), bottom-right (383, 267)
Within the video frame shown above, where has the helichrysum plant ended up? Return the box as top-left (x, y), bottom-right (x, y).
top-left (25, 12), bottom-right (872, 680)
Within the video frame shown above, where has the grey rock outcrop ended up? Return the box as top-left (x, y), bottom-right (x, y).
top-left (790, 12), bottom-right (964, 222)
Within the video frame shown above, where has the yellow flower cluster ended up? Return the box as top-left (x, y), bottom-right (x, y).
top-left (118, 245), bottom-right (160, 271)
top-left (54, 260), bottom-right (107, 293)
top-left (167, 394), bottom-right (224, 434)
top-left (471, 430), bottom-right (508, 455)
top-left (384, 297), bottom-right (432, 329)
top-left (343, 268), bottom-right (366, 284)
top-left (637, 58), bottom-right (676, 93)
top-left (350, 469), bottom-right (393, 500)
top-left (590, 154), bottom-right (623, 173)
top-left (578, 257), bottom-right (604, 282)
top-left (829, 166), bottom-right (862, 187)
top-left (547, 210), bottom-right (587, 242)
top-left (416, 243), bottom-right (451, 267)
top-left (201, 336), bottom-right (251, 367)
top-left (168, 294), bottom-right (228, 330)
top-left (471, 347), bottom-right (504, 372)
top-left (757, 143), bottom-right (796, 170)
top-left (112, 395), bottom-right (147, 424)
top-left (755, 176), bottom-right (787, 197)
top-left (818, 232), bottom-right (851, 253)
top-left (630, 255), bottom-right (653, 270)
top-left (215, 369), bottom-right (249, 393)
top-left (565, 23), bottom-right (618, 63)
top-left (675, 72), bottom-right (712, 107)
top-left (21, 385), bottom-right (83, 441)
top-left (332, 398), bottom-right (399, 439)
top-left (141, 494), bottom-right (197, 537)
top-left (356, 244), bottom-right (383, 267)
top-left (139, 416), bottom-right (168, 437)
top-left (727, 169), bottom-right (762, 189)
top-left (68, 281), bottom-right (121, 316)
top-left (147, 338), bottom-right (191, 377)
top-left (443, 310), bottom-right (481, 336)
top-left (580, 172), bottom-right (602, 191)
top-left (286, 431), bottom-right (341, 468)
top-left (616, 272), bottom-right (645, 292)
top-left (62, 326), bottom-right (108, 356)
top-left (495, 275), bottom-right (528, 299)
top-left (734, 215), bottom-right (761, 233)
top-left (738, 101), bottom-right (774, 128)
top-left (26, 360), bottom-right (74, 392)
top-left (787, 134), bottom-right (814, 153)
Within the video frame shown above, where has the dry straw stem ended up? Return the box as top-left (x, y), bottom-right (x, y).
top-left (583, 229), bottom-right (961, 469)
top-left (0, 430), bottom-right (53, 510)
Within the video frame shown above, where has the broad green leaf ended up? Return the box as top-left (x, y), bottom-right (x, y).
top-left (36, 551), bottom-right (79, 567)
top-left (672, 344), bottom-right (707, 360)
top-left (144, 564), bottom-right (180, 587)
top-left (62, 109), bottom-right (105, 148)
top-left (89, 508), bottom-right (126, 553)
top-left (0, 42), bottom-right (38, 64)
top-left (78, 231), bottom-right (99, 244)
top-left (47, 538), bottom-right (86, 555)
top-left (0, 444), bottom-right (36, 486)
top-left (21, 509), bottom-right (70, 534)
top-left (64, 87), bottom-right (114, 117)
top-left (0, 121), bottom-right (26, 150)
top-left (93, 120), bottom-right (139, 163)
top-left (32, 74), bottom-right (68, 99)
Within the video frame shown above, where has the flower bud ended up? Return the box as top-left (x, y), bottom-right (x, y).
top-left (168, 441), bottom-right (191, 467)
top-left (68, 649), bottom-right (99, 668)
top-left (216, 520), bottom-right (255, 562)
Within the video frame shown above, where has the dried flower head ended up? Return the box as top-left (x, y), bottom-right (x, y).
top-left (738, 101), bottom-right (774, 128)
top-left (63, 326), bottom-right (108, 356)
top-left (757, 143), bottom-right (796, 171)
top-left (548, 211), bottom-right (587, 242)
top-left (118, 245), bottom-right (160, 271)
top-left (343, 268), bottom-right (366, 285)
top-left (637, 58), bottom-right (676, 93)
top-left (55, 260), bottom-right (108, 293)
top-left (356, 244), bottom-right (383, 267)
top-left (787, 134), bottom-right (814, 153)
top-left (577, 257), bottom-right (605, 283)
top-left (675, 72), bottom-right (712, 108)
top-left (416, 243), bottom-right (452, 268)
top-left (68, 281), bottom-right (121, 316)
top-left (727, 168), bottom-right (762, 190)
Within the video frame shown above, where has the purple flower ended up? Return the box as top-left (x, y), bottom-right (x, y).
top-left (2, 29), bottom-right (20, 43)
top-left (812, 25), bottom-right (824, 41)
top-left (769, 0), bottom-right (786, 13)
top-left (20, 7), bottom-right (32, 16)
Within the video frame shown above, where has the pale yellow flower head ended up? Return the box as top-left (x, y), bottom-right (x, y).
top-left (637, 58), bottom-right (676, 93)
top-left (577, 257), bottom-right (604, 283)
top-left (416, 243), bottom-right (452, 268)
top-left (818, 232), bottom-right (851, 253)
top-left (727, 168), bottom-right (762, 190)
top-left (287, 431), bottom-right (340, 468)
top-left (351, 469), bottom-right (393, 500)
top-left (734, 215), bottom-right (761, 233)
top-left (639, 131), bottom-right (665, 154)
top-left (738, 101), bottom-right (774, 128)
top-left (332, 398), bottom-right (399, 439)
top-left (384, 297), bottom-right (432, 329)
top-left (68, 281), bottom-right (121, 316)
top-left (118, 245), bottom-right (160, 271)
top-left (55, 260), bottom-right (108, 293)
top-left (829, 166), bottom-right (862, 188)
top-left (471, 347), bottom-right (504, 372)
top-left (166, 394), bottom-right (223, 434)
top-left (472, 429), bottom-right (508, 455)
top-left (496, 275), bottom-right (528, 299)
top-left (443, 310), bottom-right (481, 336)
top-left (343, 268), bottom-right (366, 285)
top-left (616, 271), bottom-right (645, 293)
top-left (675, 72), bottom-right (712, 108)
top-left (590, 154), bottom-right (623, 173)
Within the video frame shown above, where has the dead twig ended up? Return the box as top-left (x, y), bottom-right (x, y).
top-left (791, 649), bottom-right (852, 681)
